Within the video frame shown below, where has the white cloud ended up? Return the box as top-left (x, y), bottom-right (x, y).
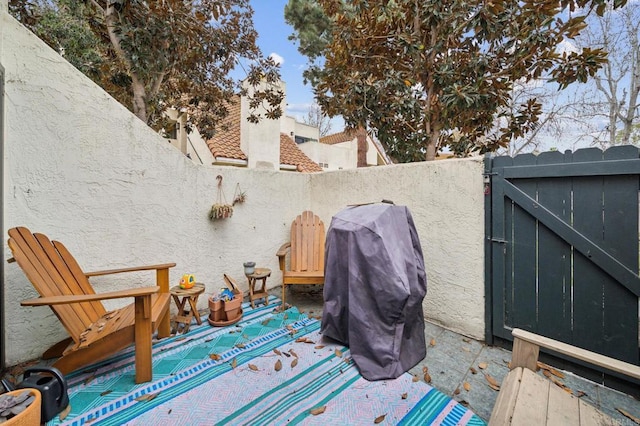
top-left (269, 52), bottom-right (284, 65)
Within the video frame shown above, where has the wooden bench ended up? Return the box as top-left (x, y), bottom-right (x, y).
top-left (489, 329), bottom-right (640, 425)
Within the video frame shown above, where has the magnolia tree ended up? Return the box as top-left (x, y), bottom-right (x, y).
top-left (286, 0), bottom-right (628, 162)
top-left (11, 0), bottom-right (283, 139)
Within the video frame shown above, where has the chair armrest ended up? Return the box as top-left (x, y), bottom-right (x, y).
top-left (84, 263), bottom-right (176, 277)
top-left (276, 243), bottom-right (291, 272)
top-left (511, 328), bottom-right (640, 381)
top-left (276, 243), bottom-right (291, 258)
top-left (21, 286), bottom-right (159, 306)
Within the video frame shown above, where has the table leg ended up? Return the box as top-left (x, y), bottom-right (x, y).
top-left (188, 295), bottom-right (202, 325)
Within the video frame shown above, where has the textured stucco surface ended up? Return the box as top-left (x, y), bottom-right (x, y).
top-left (311, 160), bottom-right (486, 340)
top-left (1, 11), bottom-right (485, 366)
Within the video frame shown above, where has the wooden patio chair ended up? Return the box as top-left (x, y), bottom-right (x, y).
top-left (489, 328), bottom-right (640, 425)
top-left (276, 211), bottom-right (325, 307)
top-left (7, 227), bottom-right (174, 384)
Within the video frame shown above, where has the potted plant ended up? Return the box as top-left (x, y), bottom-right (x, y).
top-left (209, 203), bottom-right (234, 220)
top-left (243, 261), bottom-right (256, 275)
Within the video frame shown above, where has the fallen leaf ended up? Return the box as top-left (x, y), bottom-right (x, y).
top-left (462, 338), bottom-right (471, 343)
top-left (616, 408), bottom-right (640, 424)
top-left (236, 343), bottom-right (246, 349)
top-left (273, 349), bottom-right (282, 356)
top-left (574, 391), bottom-right (586, 398)
top-left (335, 349), bottom-right (343, 358)
top-left (469, 367), bottom-right (477, 374)
top-left (462, 347), bottom-right (470, 352)
top-left (261, 319), bottom-right (271, 325)
top-left (135, 392), bottom-right (159, 402)
top-left (537, 362), bottom-right (565, 378)
top-left (424, 373), bottom-right (432, 383)
top-left (374, 414), bottom-right (387, 424)
top-left (275, 359), bottom-right (282, 371)
top-left (59, 404), bottom-right (71, 421)
top-left (484, 373), bottom-right (499, 388)
top-left (231, 358), bottom-right (237, 369)
top-left (309, 406), bottom-right (326, 415)
top-left (422, 366), bottom-right (429, 374)
top-left (168, 409), bottom-right (172, 414)
top-left (454, 387), bottom-right (461, 396)
top-left (478, 362), bottom-right (488, 370)
top-left (285, 325), bottom-right (294, 331)
top-left (412, 375), bottom-right (420, 382)
top-left (430, 338), bottom-right (436, 346)
top-left (463, 382), bottom-right (471, 391)
top-left (282, 352), bottom-right (291, 357)
top-left (248, 364), bottom-right (259, 371)
top-left (304, 340), bottom-right (315, 344)
top-left (289, 349), bottom-right (298, 358)
top-left (83, 373), bottom-right (96, 385)
top-left (314, 345), bottom-right (325, 349)
top-left (210, 353), bottom-right (221, 360)
top-left (100, 390), bottom-right (112, 397)
top-left (291, 358), bottom-right (298, 368)
top-left (296, 337), bottom-right (308, 343)
top-left (401, 392), bottom-right (408, 399)
top-left (488, 383), bottom-right (501, 391)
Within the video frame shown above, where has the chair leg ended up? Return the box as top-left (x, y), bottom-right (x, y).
top-left (281, 283), bottom-right (286, 310)
top-left (134, 295), bottom-right (153, 384)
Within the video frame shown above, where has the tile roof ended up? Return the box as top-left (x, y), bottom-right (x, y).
top-left (280, 133), bottom-right (323, 173)
top-left (319, 128), bottom-right (367, 145)
top-left (206, 96), bottom-right (321, 172)
top-left (206, 98), bottom-right (247, 160)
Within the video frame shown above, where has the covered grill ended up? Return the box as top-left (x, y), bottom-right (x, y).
top-left (321, 203), bottom-right (427, 380)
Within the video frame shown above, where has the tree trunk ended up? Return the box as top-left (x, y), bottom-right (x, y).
top-left (131, 78), bottom-right (148, 123)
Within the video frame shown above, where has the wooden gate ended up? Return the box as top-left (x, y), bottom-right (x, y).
top-left (486, 146), bottom-right (640, 368)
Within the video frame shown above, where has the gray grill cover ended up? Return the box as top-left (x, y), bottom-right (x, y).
top-left (320, 203), bottom-right (427, 380)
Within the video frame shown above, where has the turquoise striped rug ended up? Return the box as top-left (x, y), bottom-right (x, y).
top-left (48, 297), bottom-right (486, 425)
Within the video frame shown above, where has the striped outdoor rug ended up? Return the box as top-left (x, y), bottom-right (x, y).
top-left (49, 297), bottom-right (486, 425)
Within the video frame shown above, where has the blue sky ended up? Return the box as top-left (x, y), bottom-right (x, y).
top-left (246, 0), bottom-right (345, 132)
top-left (249, 0), bottom-right (318, 121)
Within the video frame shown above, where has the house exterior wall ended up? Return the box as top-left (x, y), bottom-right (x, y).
top-left (299, 140), bottom-right (357, 170)
top-left (281, 116), bottom-right (319, 143)
top-left (1, 10), bottom-right (485, 366)
top-left (240, 80), bottom-right (284, 170)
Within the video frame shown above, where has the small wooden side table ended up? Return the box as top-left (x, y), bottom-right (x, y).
top-left (170, 283), bottom-right (205, 334)
top-left (246, 268), bottom-right (271, 308)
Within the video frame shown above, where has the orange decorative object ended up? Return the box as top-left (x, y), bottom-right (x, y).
top-left (179, 274), bottom-right (196, 289)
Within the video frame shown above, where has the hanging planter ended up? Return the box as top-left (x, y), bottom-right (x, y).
top-left (210, 175), bottom-right (233, 220)
top-left (209, 203), bottom-right (234, 220)
top-left (232, 183), bottom-right (247, 206)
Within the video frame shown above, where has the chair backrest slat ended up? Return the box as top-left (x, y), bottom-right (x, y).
top-left (289, 211), bottom-right (325, 273)
top-left (8, 227), bottom-right (106, 341)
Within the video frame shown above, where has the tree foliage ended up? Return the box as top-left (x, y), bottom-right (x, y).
top-left (10, 0), bottom-right (283, 139)
top-left (285, 0), bottom-right (628, 162)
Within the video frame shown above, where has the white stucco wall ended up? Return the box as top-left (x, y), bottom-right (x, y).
top-left (310, 159), bottom-right (486, 340)
top-left (299, 140), bottom-right (357, 170)
top-left (2, 11), bottom-right (486, 366)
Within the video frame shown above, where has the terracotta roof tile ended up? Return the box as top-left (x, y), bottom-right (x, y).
top-left (320, 128), bottom-right (367, 145)
top-left (206, 98), bottom-right (247, 160)
top-left (280, 133), bottom-right (323, 173)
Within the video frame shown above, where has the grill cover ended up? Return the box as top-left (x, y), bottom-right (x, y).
top-left (321, 203), bottom-right (427, 380)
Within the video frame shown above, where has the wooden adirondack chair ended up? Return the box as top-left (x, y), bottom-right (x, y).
top-left (7, 227), bottom-right (173, 384)
top-left (276, 211), bottom-right (325, 307)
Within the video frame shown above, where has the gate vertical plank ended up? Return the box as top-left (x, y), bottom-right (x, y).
top-left (492, 155), bottom-right (513, 340)
top-left (511, 153), bottom-right (538, 332)
top-left (601, 146), bottom-right (639, 364)
top-left (536, 151), bottom-right (572, 341)
top-left (572, 148), bottom-right (607, 355)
